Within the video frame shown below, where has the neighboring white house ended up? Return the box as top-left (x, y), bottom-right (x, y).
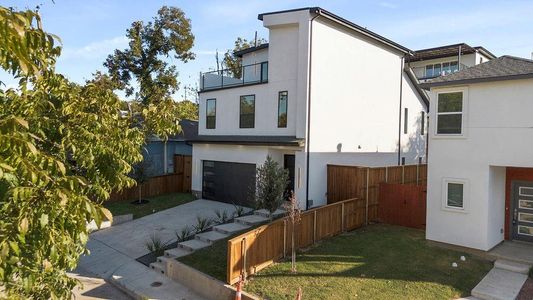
top-left (421, 56), bottom-right (533, 251)
top-left (190, 7), bottom-right (429, 209)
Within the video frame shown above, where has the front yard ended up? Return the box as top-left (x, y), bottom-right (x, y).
top-left (179, 224), bottom-right (492, 300)
top-left (104, 192), bottom-right (194, 219)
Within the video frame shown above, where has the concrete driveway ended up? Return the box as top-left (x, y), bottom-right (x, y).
top-left (73, 199), bottom-right (243, 299)
top-left (89, 199), bottom-right (241, 258)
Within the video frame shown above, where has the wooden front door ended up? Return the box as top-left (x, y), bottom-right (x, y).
top-left (511, 181), bottom-right (533, 242)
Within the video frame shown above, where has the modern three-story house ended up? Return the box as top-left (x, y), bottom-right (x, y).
top-left (191, 7), bottom-right (436, 209)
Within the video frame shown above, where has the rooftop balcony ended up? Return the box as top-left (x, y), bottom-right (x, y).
top-left (200, 61), bottom-right (268, 91)
top-left (411, 63), bottom-right (468, 82)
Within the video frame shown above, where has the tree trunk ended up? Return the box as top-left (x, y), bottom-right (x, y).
top-left (291, 223), bottom-right (296, 272)
top-left (138, 184), bottom-right (142, 204)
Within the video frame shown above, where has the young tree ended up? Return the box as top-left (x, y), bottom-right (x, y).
top-left (104, 6), bottom-right (195, 138)
top-left (0, 6), bottom-right (183, 298)
top-left (131, 157), bottom-right (153, 204)
top-left (255, 156), bottom-right (289, 219)
top-left (223, 36), bottom-right (267, 78)
top-left (283, 192), bottom-right (301, 273)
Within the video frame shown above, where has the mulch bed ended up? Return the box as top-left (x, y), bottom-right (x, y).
top-left (517, 278), bottom-right (533, 300)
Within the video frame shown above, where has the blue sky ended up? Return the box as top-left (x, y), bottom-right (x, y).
top-left (2, 0), bottom-right (533, 100)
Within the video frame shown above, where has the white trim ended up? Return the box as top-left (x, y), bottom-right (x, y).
top-left (519, 186), bottom-right (533, 197)
top-left (432, 87), bottom-right (468, 139)
top-left (519, 199), bottom-right (533, 210)
top-left (441, 177), bottom-right (469, 213)
top-left (518, 212), bottom-right (533, 223)
top-left (518, 225), bottom-right (533, 236)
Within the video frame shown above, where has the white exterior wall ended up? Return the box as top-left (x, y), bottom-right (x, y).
top-left (426, 78), bottom-right (533, 250)
top-left (305, 18), bottom-right (426, 206)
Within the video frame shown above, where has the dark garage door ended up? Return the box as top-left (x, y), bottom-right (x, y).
top-left (202, 160), bottom-right (256, 207)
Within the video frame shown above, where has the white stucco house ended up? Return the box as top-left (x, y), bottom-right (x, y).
top-left (190, 7), bottom-right (431, 210)
top-left (421, 56), bottom-right (533, 250)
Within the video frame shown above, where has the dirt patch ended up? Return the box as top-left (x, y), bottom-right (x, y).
top-left (517, 278), bottom-right (533, 300)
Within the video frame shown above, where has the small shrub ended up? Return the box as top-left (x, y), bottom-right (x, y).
top-left (233, 204), bottom-right (245, 217)
top-left (145, 234), bottom-right (169, 256)
top-left (255, 156), bottom-right (289, 219)
top-left (194, 215), bottom-right (213, 233)
top-left (175, 226), bottom-right (193, 242)
top-left (214, 209), bottom-right (230, 224)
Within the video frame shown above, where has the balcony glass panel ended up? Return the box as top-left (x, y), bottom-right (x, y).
top-left (200, 62), bottom-right (268, 91)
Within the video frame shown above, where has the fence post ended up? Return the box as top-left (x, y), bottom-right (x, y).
top-left (385, 166), bottom-right (388, 183)
top-left (283, 219), bottom-right (287, 258)
top-left (313, 210), bottom-right (317, 243)
top-left (341, 202), bottom-right (345, 232)
top-left (402, 165), bottom-right (405, 184)
top-left (241, 237), bottom-right (247, 281)
top-left (365, 168), bottom-right (369, 225)
top-left (416, 164), bottom-right (420, 185)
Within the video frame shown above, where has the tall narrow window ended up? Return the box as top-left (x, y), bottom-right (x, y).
top-left (404, 108), bottom-right (408, 134)
top-left (421, 111), bottom-right (425, 135)
top-left (278, 91), bottom-right (288, 128)
top-left (436, 92), bottom-right (463, 134)
top-left (206, 99), bottom-right (216, 129)
top-left (240, 95), bottom-right (255, 128)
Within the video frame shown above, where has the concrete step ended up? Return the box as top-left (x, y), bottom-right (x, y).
top-left (494, 259), bottom-right (531, 274)
top-left (177, 239), bottom-right (210, 252)
top-left (471, 267), bottom-right (528, 300)
top-left (156, 255), bottom-right (173, 265)
top-left (254, 208), bottom-right (286, 219)
top-left (195, 230), bottom-right (229, 244)
top-left (213, 222), bottom-right (250, 235)
top-left (234, 215), bottom-right (269, 226)
top-left (149, 261), bottom-right (166, 275)
top-left (164, 247), bottom-right (190, 258)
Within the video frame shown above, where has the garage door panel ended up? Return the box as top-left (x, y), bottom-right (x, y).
top-left (202, 161), bottom-right (256, 207)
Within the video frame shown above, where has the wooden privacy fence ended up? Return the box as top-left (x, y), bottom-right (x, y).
top-left (378, 183), bottom-right (427, 229)
top-left (226, 198), bottom-right (365, 285)
top-left (327, 164), bottom-right (427, 222)
top-left (109, 155), bottom-right (192, 201)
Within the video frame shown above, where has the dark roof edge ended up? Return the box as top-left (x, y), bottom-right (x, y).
top-left (404, 68), bottom-right (429, 109)
top-left (258, 7), bottom-right (412, 55)
top-left (414, 42), bottom-right (473, 53)
top-left (420, 73), bottom-right (533, 90)
top-left (234, 43), bottom-right (269, 57)
top-left (189, 140), bottom-right (302, 147)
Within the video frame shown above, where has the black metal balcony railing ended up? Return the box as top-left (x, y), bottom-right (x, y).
top-left (200, 61), bottom-right (268, 91)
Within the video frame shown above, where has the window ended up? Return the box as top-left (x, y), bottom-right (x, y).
top-left (425, 61), bottom-right (459, 78)
top-left (436, 92), bottom-right (463, 135)
top-left (206, 99), bottom-right (216, 129)
top-left (446, 181), bottom-right (464, 209)
top-left (240, 95), bottom-right (255, 128)
top-left (421, 111), bottom-right (425, 135)
top-left (403, 108), bottom-right (408, 134)
top-left (401, 157), bottom-right (406, 165)
top-left (425, 65), bottom-right (434, 78)
top-left (450, 61), bottom-right (459, 73)
top-left (278, 91), bottom-right (288, 128)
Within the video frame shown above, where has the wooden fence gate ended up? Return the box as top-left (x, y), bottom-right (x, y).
top-left (378, 183), bottom-right (426, 229)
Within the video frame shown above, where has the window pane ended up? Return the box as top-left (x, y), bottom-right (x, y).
top-left (450, 61), bottom-right (459, 72)
top-left (438, 92), bottom-right (463, 112)
top-left (447, 183), bottom-right (464, 208)
top-left (519, 200), bottom-right (533, 209)
top-left (442, 62), bottom-right (450, 74)
top-left (425, 65), bottom-right (433, 78)
top-left (519, 225), bottom-right (533, 236)
top-left (437, 114), bottom-right (462, 134)
top-left (278, 91), bottom-right (288, 128)
top-left (206, 99), bottom-right (216, 129)
top-left (240, 95), bottom-right (255, 128)
top-left (519, 187), bottom-right (533, 196)
top-left (434, 64), bottom-right (442, 76)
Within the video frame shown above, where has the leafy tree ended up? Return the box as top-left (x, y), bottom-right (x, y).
top-left (0, 6), bottom-right (184, 298)
top-left (223, 36), bottom-right (267, 78)
top-left (175, 100), bottom-right (198, 120)
top-left (104, 6), bottom-right (195, 138)
top-left (131, 157), bottom-right (153, 204)
top-left (255, 156), bottom-right (289, 219)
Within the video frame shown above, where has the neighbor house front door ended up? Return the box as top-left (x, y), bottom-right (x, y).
top-left (511, 181), bottom-right (533, 242)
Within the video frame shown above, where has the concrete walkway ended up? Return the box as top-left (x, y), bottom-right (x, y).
top-left (74, 199), bottom-right (241, 299)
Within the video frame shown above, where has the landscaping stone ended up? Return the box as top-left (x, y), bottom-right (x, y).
top-left (254, 208), bottom-right (286, 219)
top-left (149, 261), bottom-right (166, 274)
top-left (195, 230), bottom-right (229, 244)
top-left (471, 267), bottom-right (528, 300)
top-left (164, 247), bottom-right (190, 258)
top-left (234, 214), bottom-right (269, 226)
top-left (212, 222), bottom-right (250, 234)
top-left (178, 239), bottom-right (211, 252)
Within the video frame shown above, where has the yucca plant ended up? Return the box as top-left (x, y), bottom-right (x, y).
top-left (233, 204), bottom-right (246, 217)
top-left (214, 209), bottom-right (230, 224)
top-left (193, 216), bottom-right (213, 233)
top-left (145, 234), bottom-right (170, 256)
top-left (175, 226), bottom-right (193, 242)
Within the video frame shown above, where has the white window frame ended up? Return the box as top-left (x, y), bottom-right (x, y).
top-left (441, 178), bottom-right (469, 213)
top-left (433, 87), bottom-right (468, 139)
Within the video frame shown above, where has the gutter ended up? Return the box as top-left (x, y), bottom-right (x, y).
top-left (305, 13), bottom-right (319, 210)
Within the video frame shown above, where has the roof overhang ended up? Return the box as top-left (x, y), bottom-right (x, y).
top-left (189, 135), bottom-right (305, 147)
top-left (420, 73), bottom-right (533, 90)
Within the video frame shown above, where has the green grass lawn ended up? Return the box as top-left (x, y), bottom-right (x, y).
top-left (179, 224), bottom-right (492, 300)
top-left (104, 192), bottom-right (194, 219)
